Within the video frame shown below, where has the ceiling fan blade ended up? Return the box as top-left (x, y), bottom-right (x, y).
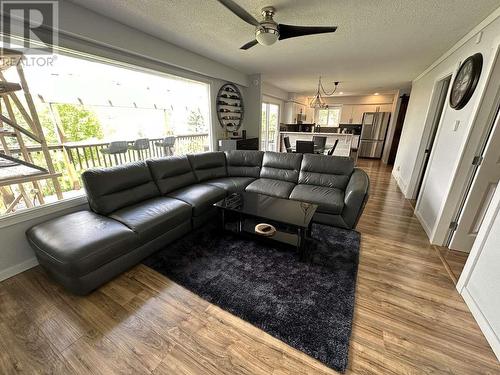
top-left (240, 40), bottom-right (259, 50)
top-left (217, 0), bottom-right (260, 27)
top-left (278, 24), bottom-right (337, 41)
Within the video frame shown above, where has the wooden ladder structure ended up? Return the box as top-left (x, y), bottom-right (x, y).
top-left (0, 48), bottom-right (62, 213)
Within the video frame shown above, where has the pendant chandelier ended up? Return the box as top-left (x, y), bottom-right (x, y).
top-left (309, 77), bottom-right (340, 109)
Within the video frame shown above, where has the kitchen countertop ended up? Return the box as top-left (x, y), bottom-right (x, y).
top-left (278, 132), bottom-right (355, 157)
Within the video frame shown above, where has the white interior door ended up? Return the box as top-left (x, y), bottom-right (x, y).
top-left (457, 185), bottom-right (500, 360)
top-left (450, 105), bottom-right (500, 252)
top-left (261, 103), bottom-right (279, 151)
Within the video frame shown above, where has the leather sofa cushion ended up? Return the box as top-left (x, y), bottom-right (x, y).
top-left (245, 178), bottom-right (296, 199)
top-left (82, 161), bottom-right (160, 215)
top-left (204, 177), bottom-right (255, 193)
top-left (260, 151), bottom-right (302, 183)
top-left (167, 184), bottom-right (226, 216)
top-left (188, 152), bottom-right (227, 182)
top-left (26, 211), bottom-right (139, 277)
top-left (109, 197), bottom-right (191, 241)
top-left (225, 150), bottom-right (264, 178)
top-left (290, 184), bottom-right (344, 214)
top-left (147, 156), bottom-right (197, 194)
top-left (299, 154), bottom-right (354, 190)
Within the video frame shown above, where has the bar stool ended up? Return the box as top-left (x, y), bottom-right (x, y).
top-left (129, 138), bottom-right (150, 160)
top-left (100, 141), bottom-right (129, 164)
top-left (154, 136), bottom-right (176, 156)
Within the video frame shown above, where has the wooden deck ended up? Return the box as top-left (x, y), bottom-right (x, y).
top-left (0, 159), bottom-right (498, 374)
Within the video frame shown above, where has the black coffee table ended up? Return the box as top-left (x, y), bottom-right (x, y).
top-left (214, 192), bottom-right (318, 260)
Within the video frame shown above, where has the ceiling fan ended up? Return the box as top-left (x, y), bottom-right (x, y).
top-left (217, 0), bottom-right (338, 50)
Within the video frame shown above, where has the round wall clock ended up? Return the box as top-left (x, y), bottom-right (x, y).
top-left (216, 83), bottom-right (244, 131)
top-left (450, 53), bottom-right (483, 110)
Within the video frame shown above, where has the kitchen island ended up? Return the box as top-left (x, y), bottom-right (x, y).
top-left (278, 132), bottom-right (357, 157)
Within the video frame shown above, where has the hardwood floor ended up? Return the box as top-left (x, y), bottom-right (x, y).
top-left (0, 159), bottom-right (499, 374)
top-left (436, 246), bottom-right (469, 284)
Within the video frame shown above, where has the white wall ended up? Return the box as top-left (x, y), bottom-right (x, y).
top-left (0, 198), bottom-right (88, 281)
top-left (457, 183), bottom-right (500, 360)
top-left (393, 9), bottom-right (500, 242)
top-left (244, 74), bottom-right (263, 140)
top-left (320, 94), bottom-right (395, 106)
top-left (262, 82), bottom-right (289, 123)
top-left (262, 82), bottom-right (289, 102)
top-left (0, 1), bottom-right (260, 280)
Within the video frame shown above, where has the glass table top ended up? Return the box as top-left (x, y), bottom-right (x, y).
top-left (214, 192), bottom-right (318, 229)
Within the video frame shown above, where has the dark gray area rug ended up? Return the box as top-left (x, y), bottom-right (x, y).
top-left (143, 222), bottom-right (360, 373)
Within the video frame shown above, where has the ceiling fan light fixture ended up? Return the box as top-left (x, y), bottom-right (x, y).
top-left (256, 28), bottom-right (279, 45)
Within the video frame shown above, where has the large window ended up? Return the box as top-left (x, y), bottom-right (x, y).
top-left (0, 46), bottom-right (211, 216)
top-left (317, 107), bottom-right (341, 127)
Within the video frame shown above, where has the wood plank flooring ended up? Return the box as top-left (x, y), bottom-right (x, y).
top-left (436, 246), bottom-right (469, 283)
top-left (0, 159), bottom-right (499, 374)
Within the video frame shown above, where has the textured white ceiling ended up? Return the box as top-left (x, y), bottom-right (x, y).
top-left (70, 0), bottom-right (499, 95)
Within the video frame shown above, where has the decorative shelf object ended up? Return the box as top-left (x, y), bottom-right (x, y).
top-left (216, 83), bottom-right (244, 131)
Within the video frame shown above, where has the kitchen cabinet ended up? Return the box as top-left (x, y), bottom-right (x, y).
top-left (284, 101), bottom-right (313, 123)
top-left (340, 103), bottom-right (394, 124)
top-left (284, 101), bottom-right (294, 123)
top-left (340, 105), bottom-right (353, 124)
top-left (378, 104), bottom-right (393, 112)
top-left (351, 106), bottom-right (367, 124)
top-left (305, 106), bottom-right (315, 122)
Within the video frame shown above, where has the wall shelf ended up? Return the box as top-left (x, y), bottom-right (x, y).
top-left (216, 83), bottom-right (244, 131)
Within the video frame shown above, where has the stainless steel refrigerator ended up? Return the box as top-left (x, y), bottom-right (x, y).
top-left (359, 112), bottom-right (391, 158)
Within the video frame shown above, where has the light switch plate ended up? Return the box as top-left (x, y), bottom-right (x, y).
top-left (453, 120), bottom-right (460, 131)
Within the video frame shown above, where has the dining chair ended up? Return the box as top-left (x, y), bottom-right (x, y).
top-left (327, 139), bottom-right (339, 156)
top-left (100, 141), bottom-right (129, 164)
top-left (296, 140), bottom-right (315, 154)
top-left (350, 146), bottom-right (359, 164)
top-left (129, 138), bottom-right (150, 160)
top-left (312, 136), bottom-right (327, 154)
top-left (283, 136), bottom-right (293, 153)
top-left (154, 136), bottom-right (176, 156)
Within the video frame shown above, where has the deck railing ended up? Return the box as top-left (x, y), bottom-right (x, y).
top-left (2, 133), bottom-right (209, 173)
top-left (0, 133), bottom-right (209, 211)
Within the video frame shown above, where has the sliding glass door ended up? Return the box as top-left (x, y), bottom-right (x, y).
top-left (261, 102), bottom-right (280, 151)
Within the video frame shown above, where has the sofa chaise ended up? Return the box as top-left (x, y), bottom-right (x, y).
top-left (26, 150), bottom-right (369, 295)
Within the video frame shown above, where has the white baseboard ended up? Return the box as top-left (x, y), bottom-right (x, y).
top-left (414, 209), bottom-right (433, 239)
top-left (0, 257), bottom-right (38, 282)
top-left (461, 288), bottom-right (500, 361)
top-left (392, 172), bottom-right (409, 197)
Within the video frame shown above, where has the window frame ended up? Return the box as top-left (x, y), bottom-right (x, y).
top-left (317, 106), bottom-right (342, 127)
top-left (261, 101), bottom-right (280, 151)
top-left (0, 38), bottom-right (213, 223)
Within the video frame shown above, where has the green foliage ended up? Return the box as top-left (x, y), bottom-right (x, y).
top-left (35, 107), bottom-right (57, 144)
top-left (187, 108), bottom-right (206, 134)
top-left (55, 104), bottom-right (103, 142)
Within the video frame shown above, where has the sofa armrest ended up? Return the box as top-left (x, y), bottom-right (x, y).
top-left (342, 168), bottom-right (370, 229)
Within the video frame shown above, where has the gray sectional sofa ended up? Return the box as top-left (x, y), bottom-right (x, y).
top-left (27, 150), bottom-right (369, 295)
